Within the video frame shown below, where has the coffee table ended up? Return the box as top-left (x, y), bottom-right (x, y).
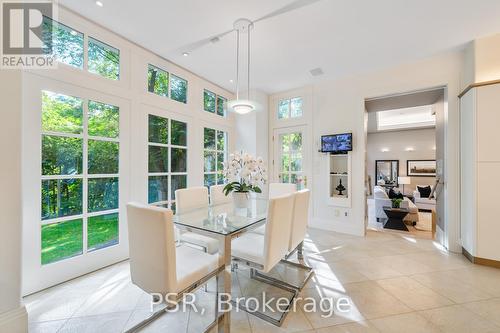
top-left (382, 207), bottom-right (409, 231)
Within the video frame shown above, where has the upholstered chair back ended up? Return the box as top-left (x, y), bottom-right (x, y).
top-left (175, 186), bottom-right (209, 214)
top-left (269, 182), bottom-right (297, 199)
top-left (262, 193), bottom-right (295, 272)
top-left (127, 203), bottom-right (177, 294)
top-left (209, 184), bottom-right (232, 205)
top-left (289, 189), bottom-right (311, 251)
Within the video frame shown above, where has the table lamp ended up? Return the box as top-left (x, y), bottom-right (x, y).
top-left (398, 176), bottom-right (411, 195)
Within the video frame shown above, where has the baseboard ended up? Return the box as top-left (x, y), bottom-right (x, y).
top-left (309, 217), bottom-right (364, 237)
top-left (0, 306), bottom-right (28, 333)
top-left (462, 247), bottom-right (500, 269)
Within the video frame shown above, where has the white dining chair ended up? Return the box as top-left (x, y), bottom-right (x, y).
top-left (231, 193), bottom-right (297, 326)
top-left (126, 203), bottom-right (223, 332)
top-left (269, 182), bottom-right (297, 199)
top-left (209, 184), bottom-right (232, 205)
top-left (252, 182), bottom-right (298, 235)
top-left (282, 189), bottom-right (314, 290)
top-left (175, 187), bottom-right (219, 255)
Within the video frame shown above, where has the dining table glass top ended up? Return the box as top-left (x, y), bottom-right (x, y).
top-left (173, 197), bottom-right (268, 236)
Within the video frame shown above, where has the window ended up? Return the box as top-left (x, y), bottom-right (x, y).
top-left (278, 132), bottom-right (304, 189)
top-left (148, 64), bottom-right (169, 97)
top-left (147, 64), bottom-right (188, 104)
top-left (88, 37), bottom-right (120, 80)
top-left (278, 97), bottom-right (303, 119)
top-left (204, 127), bottom-right (227, 187)
top-left (41, 91), bottom-right (120, 265)
top-left (42, 16), bottom-right (84, 69)
top-left (42, 17), bottom-right (121, 81)
top-left (204, 90), bottom-right (227, 116)
top-left (170, 74), bottom-right (188, 104)
top-left (148, 115), bottom-right (188, 211)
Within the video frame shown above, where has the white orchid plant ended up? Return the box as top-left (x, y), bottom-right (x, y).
top-left (223, 151), bottom-right (267, 195)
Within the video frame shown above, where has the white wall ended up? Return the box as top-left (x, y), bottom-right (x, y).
top-left (367, 128), bottom-right (436, 196)
top-left (269, 51), bottom-right (462, 251)
top-left (20, 6), bottom-right (236, 294)
top-left (0, 70), bottom-right (28, 331)
top-left (235, 89), bottom-right (269, 194)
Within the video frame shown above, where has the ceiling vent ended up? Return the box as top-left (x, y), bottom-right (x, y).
top-left (310, 67), bottom-right (324, 77)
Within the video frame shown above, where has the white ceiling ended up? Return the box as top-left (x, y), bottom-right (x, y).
top-left (59, 0), bottom-right (500, 94)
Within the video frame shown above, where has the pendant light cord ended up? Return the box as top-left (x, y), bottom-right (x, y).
top-left (236, 30), bottom-right (240, 100)
top-left (247, 24), bottom-right (251, 100)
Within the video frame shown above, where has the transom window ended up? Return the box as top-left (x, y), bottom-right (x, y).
top-left (88, 37), bottom-right (120, 80)
top-left (42, 16), bottom-right (84, 69)
top-left (41, 91), bottom-right (120, 265)
top-left (278, 97), bottom-right (303, 119)
top-left (147, 64), bottom-right (188, 104)
top-left (148, 115), bottom-right (188, 212)
top-left (204, 90), bottom-right (227, 116)
top-left (204, 128), bottom-right (227, 187)
top-left (42, 17), bottom-right (120, 81)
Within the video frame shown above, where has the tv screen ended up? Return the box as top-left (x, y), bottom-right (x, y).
top-left (321, 133), bottom-right (352, 153)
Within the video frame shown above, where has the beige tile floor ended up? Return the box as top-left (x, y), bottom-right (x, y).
top-left (25, 228), bottom-right (500, 333)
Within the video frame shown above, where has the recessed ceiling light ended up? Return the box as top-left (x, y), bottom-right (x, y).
top-left (95, 1), bottom-right (103, 7)
top-left (381, 148), bottom-right (390, 152)
top-left (405, 147), bottom-right (415, 152)
top-left (229, 79), bottom-right (234, 83)
top-left (310, 67), bottom-right (324, 77)
top-left (182, 52), bottom-right (189, 57)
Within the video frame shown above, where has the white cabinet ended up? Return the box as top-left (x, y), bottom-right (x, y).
top-left (327, 153), bottom-right (351, 207)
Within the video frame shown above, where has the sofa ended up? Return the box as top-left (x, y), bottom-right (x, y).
top-left (413, 185), bottom-right (436, 211)
top-left (374, 186), bottom-right (419, 224)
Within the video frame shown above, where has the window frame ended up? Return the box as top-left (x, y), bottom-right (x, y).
top-left (277, 96), bottom-right (303, 120)
top-left (87, 36), bottom-right (121, 81)
top-left (147, 114), bottom-right (188, 210)
top-left (203, 127), bottom-right (227, 187)
top-left (147, 64), bottom-right (188, 104)
top-left (40, 91), bottom-right (121, 265)
top-left (203, 89), bottom-right (227, 117)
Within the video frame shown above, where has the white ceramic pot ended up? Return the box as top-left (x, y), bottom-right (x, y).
top-left (232, 191), bottom-right (249, 208)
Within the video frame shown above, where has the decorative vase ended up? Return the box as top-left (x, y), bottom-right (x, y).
top-left (232, 191), bottom-right (249, 208)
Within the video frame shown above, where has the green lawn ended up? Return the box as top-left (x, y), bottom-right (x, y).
top-left (41, 213), bottom-right (118, 265)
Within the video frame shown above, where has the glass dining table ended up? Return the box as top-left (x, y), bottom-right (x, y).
top-left (173, 197), bottom-right (269, 333)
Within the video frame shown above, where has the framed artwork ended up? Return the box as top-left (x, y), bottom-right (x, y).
top-left (407, 160), bottom-right (436, 177)
top-left (375, 160), bottom-right (399, 186)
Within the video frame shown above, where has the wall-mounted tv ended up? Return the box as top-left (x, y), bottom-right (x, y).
top-left (321, 133), bottom-right (352, 153)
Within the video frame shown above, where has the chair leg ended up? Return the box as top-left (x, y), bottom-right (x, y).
top-left (236, 268), bottom-right (298, 327)
top-left (297, 241), bottom-right (304, 260)
top-left (204, 247), bottom-right (208, 292)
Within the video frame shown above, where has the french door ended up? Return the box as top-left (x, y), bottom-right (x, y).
top-left (22, 78), bottom-right (129, 295)
top-left (273, 126), bottom-right (310, 190)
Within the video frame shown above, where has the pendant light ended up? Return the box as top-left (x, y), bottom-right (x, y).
top-left (228, 18), bottom-right (258, 115)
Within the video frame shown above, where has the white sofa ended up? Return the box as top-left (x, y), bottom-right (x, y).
top-left (413, 185), bottom-right (436, 211)
top-left (374, 186), bottom-right (419, 224)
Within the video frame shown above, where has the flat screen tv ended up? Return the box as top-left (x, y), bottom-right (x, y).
top-left (321, 133), bottom-right (352, 153)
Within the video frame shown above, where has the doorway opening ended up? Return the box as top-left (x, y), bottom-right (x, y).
top-left (364, 87), bottom-right (446, 240)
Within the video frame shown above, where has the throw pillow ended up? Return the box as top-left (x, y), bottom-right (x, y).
top-left (417, 185), bottom-right (432, 198)
top-left (388, 188), bottom-right (404, 199)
